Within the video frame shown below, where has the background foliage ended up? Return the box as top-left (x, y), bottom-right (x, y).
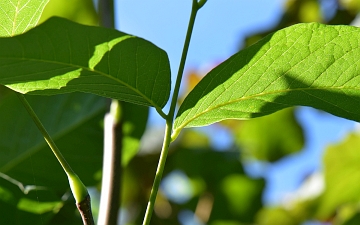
top-left (1, 0), bottom-right (360, 225)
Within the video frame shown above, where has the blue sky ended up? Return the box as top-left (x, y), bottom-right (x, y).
top-left (115, 0), bottom-right (358, 206)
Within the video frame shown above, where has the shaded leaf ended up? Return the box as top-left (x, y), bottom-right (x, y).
top-left (0, 175), bottom-right (62, 225)
top-left (121, 102), bottom-right (149, 167)
top-left (174, 23), bottom-right (360, 136)
top-left (315, 133), bottom-right (360, 220)
top-left (0, 0), bottom-right (49, 37)
top-left (0, 91), bottom-right (107, 190)
top-left (0, 17), bottom-right (171, 109)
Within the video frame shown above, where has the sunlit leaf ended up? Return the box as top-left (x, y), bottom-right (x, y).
top-left (0, 17), bottom-right (171, 109)
top-left (0, 0), bottom-right (49, 37)
top-left (174, 23), bottom-right (360, 136)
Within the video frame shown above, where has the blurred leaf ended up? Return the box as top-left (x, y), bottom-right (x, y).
top-left (166, 149), bottom-right (244, 188)
top-left (0, 0), bottom-right (49, 37)
top-left (0, 17), bottom-right (171, 109)
top-left (234, 108), bottom-right (304, 162)
top-left (316, 133), bottom-right (360, 220)
top-left (0, 91), bottom-right (107, 190)
top-left (343, 213), bottom-right (360, 225)
top-left (165, 147), bottom-right (264, 223)
top-left (174, 23), bottom-right (360, 135)
top-left (210, 221), bottom-right (242, 225)
top-left (178, 129), bottom-right (211, 149)
top-left (298, 0), bottom-right (321, 23)
top-left (209, 174), bottom-right (264, 223)
top-left (339, 0), bottom-right (360, 15)
top-left (256, 207), bottom-right (298, 225)
top-left (121, 102), bottom-right (149, 167)
top-left (39, 0), bottom-right (98, 25)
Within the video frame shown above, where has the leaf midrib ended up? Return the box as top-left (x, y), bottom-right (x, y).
top-left (175, 85), bottom-right (360, 130)
top-left (0, 56), bottom-right (162, 109)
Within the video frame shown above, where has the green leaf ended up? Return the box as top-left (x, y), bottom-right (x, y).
top-left (0, 91), bottom-right (107, 190)
top-left (0, 0), bottom-right (49, 37)
top-left (174, 23), bottom-right (360, 135)
top-left (315, 133), bottom-right (360, 220)
top-left (234, 108), bottom-right (304, 162)
top-left (0, 17), bottom-right (171, 109)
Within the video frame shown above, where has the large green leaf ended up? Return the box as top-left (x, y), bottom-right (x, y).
top-left (315, 133), bottom-right (360, 220)
top-left (174, 23), bottom-right (360, 136)
top-left (0, 17), bottom-right (171, 109)
top-left (0, 0), bottom-right (49, 37)
top-left (0, 91), bottom-right (107, 190)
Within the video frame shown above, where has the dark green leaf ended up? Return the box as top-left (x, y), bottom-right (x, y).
top-left (0, 91), bottom-right (107, 190)
top-left (121, 102), bottom-right (149, 167)
top-left (0, 17), bottom-right (171, 109)
top-left (0, 175), bottom-right (61, 225)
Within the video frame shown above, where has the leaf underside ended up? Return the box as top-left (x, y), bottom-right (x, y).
top-left (174, 23), bottom-right (360, 134)
top-left (0, 92), bottom-right (107, 190)
top-left (0, 17), bottom-right (171, 109)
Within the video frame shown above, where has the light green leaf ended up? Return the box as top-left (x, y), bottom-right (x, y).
top-left (0, 91), bottom-right (107, 190)
top-left (315, 133), bottom-right (360, 220)
top-left (174, 23), bottom-right (360, 136)
top-left (0, 0), bottom-right (49, 37)
top-left (0, 17), bottom-right (171, 109)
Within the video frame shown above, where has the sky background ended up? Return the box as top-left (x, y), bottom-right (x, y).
top-left (114, 0), bottom-right (358, 206)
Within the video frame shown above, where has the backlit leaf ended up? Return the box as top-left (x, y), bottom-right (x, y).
top-left (0, 17), bottom-right (171, 109)
top-left (0, 0), bottom-right (49, 36)
top-left (174, 23), bottom-right (360, 136)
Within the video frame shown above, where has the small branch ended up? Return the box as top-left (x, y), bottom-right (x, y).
top-left (98, 100), bottom-right (122, 225)
top-left (97, 1), bottom-right (123, 224)
top-left (167, 0), bottom-right (201, 121)
top-left (16, 92), bottom-right (93, 224)
top-left (142, 1), bottom-right (206, 224)
top-left (156, 107), bottom-right (168, 119)
top-left (142, 120), bottom-right (172, 225)
top-left (197, 0), bottom-right (207, 8)
top-left (98, 0), bottom-right (115, 28)
top-left (77, 194), bottom-right (95, 225)
top-left (16, 93), bottom-right (75, 176)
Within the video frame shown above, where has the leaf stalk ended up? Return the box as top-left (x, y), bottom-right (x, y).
top-left (16, 92), bottom-right (93, 224)
top-left (142, 0), bottom-right (205, 224)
